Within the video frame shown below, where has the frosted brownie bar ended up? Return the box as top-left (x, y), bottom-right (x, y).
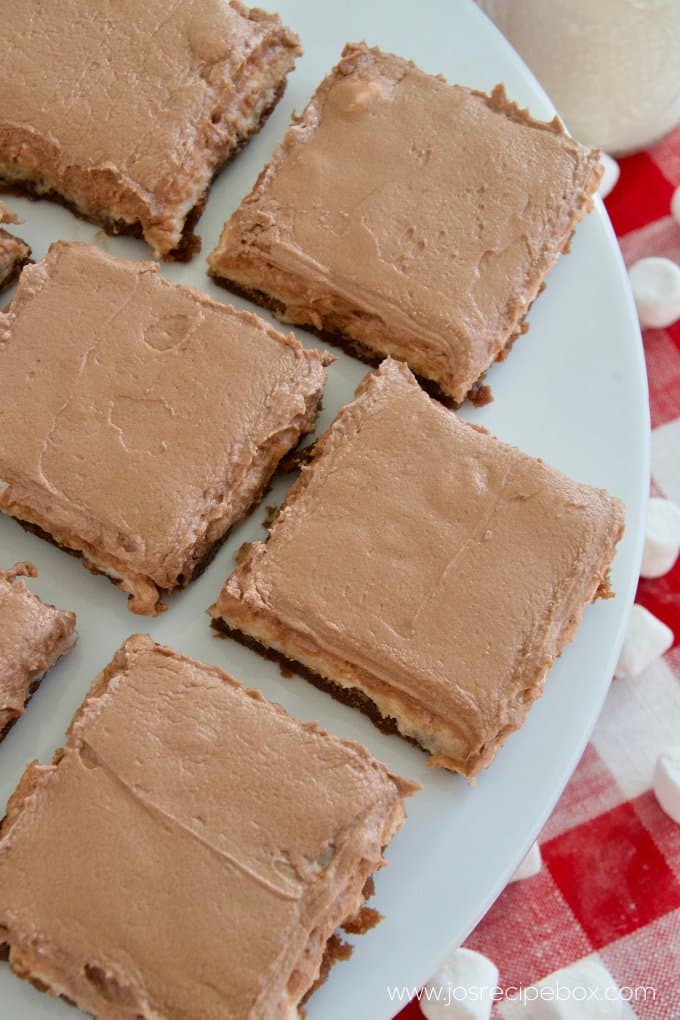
top-left (0, 243), bottom-right (331, 615)
top-left (211, 359), bottom-right (625, 778)
top-left (0, 562), bottom-right (76, 739)
top-left (0, 0), bottom-right (301, 259)
top-left (209, 43), bottom-right (602, 404)
top-left (0, 635), bottom-right (416, 1017)
top-left (0, 201), bottom-right (30, 293)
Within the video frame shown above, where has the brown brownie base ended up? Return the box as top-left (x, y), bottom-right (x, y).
top-left (1, 172), bottom-right (205, 262)
top-left (209, 217), bottom-right (585, 409)
top-left (209, 273), bottom-right (496, 409)
top-left (12, 388), bottom-right (324, 611)
top-left (0, 78), bottom-right (287, 263)
top-left (15, 448), bottom-right (287, 611)
top-left (16, 512), bottom-right (232, 599)
top-left (211, 616), bottom-right (423, 753)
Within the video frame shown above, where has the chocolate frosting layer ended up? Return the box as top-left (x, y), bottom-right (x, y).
top-left (0, 243), bottom-right (330, 614)
top-left (209, 43), bottom-right (602, 402)
top-left (0, 0), bottom-right (301, 256)
top-left (0, 562), bottom-right (76, 734)
top-left (0, 635), bottom-right (415, 1017)
top-left (213, 359), bottom-right (625, 775)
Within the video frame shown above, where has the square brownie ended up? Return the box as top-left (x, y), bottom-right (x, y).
top-left (0, 201), bottom-right (30, 294)
top-left (0, 635), bottom-right (416, 1017)
top-left (209, 43), bottom-right (602, 404)
top-left (211, 359), bottom-right (626, 778)
top-left (0, 0), bottom-right (301, 259)
top-left (0, 562), bottom-right (76, 739)
top-left (0, 242), bottom-right (331, 615)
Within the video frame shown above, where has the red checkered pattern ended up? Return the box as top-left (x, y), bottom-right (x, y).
top-left (397, 129), bottom-right (680, 1019)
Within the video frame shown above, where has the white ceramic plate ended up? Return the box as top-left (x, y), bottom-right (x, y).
top-left (0, 2), bottom-right (649, 1018)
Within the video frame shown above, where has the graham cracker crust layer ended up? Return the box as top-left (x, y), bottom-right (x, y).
top-left (0, 79), bottom-right (287, 262)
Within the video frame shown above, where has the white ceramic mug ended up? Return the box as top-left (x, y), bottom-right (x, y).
top-left (479, 0), bottom-right (680, 153)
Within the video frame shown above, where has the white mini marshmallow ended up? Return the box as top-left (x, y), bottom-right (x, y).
top-left (641, 496), bottom-right (680, 578)
top-left (614, 604), bottom-right (674, 679)
top-left (499, 956), bottom-right (622, 1019)
top-left (671, 185), bottom-right (680, 227)
top-left (509, 841), bottom-right (542, 882)
top-left (654, 745), bottom-right (680, 824)
top-left (421, 947), bottom-right (499, 1020)
top-left (598, 154), bottom-right (619, 199)
top-left (628, 257), bottom-right (680, 329)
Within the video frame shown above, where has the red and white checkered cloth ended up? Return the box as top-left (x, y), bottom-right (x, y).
top-left (398, 130), bottom-right (680, 1020)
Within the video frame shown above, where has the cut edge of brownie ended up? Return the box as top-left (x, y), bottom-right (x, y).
top-left (4, 374), bottom-right (326, 616)
top-left (0, 75), bottom-right (290, 263)
top-left (210, 502), bottom-right (623, 780)
top-left (212, 614), bottom-right (418, 745)
top-left (0, 639), bottom-right (74, 744)
top-left (0, 565), bottom-right (76, 741)
top-left (0, 228), bottom-right (32, 295)
top-left (209, 272), bottom-right (496, 409)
